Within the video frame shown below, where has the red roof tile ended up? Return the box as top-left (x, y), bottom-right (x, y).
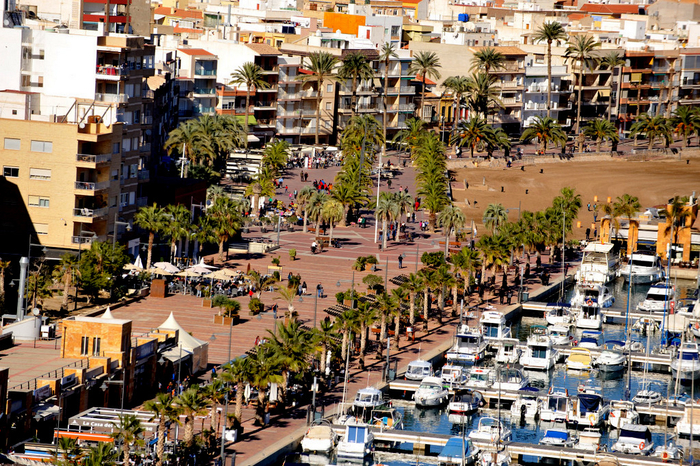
top-left (154, 6), bottom-right (203, 19)
top-left (580, 3), bottom-right (640, 14)
top-left (178, 48), bottom-right (214, 56)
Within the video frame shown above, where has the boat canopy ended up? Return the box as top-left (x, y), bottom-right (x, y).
top-left (579, 393), bottom-right (603, 414)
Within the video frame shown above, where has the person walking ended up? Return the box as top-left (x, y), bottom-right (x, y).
top-left (398, 255), bottom-right (403, 269)
top-left (302, 281), bottom-right (308, 295)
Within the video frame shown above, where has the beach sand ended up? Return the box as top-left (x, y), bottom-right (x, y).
top-left (451, 159), bottom-right (700, 240)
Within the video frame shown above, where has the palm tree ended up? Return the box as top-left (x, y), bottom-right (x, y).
top-left (408, 51), bottom-right (442, 121)
top-left (134, 204), bottom-right (166, 269)
top-left (308, 191), bottom-right (329, 232)
top-left (82, 442), bottom-right (117, 466)
top-left (465, 72), bottom-right (502, 119)
top-left (266, 319), bottom-right (314, 403)
top-left (332, 181), bottom-right (367, 227)
top-left (520, 116), bottom-right (567, 154)
top-left (379, 43), bottom-right (399, 158)
top-left (451, 117), bottom-right (494, 158)
top-left (438, 205), bottom-right (466, 255)
top-left (374, 292), bottom-right (397, 343)
top-left (314, 318), bottom-right (338, 374)
top-left (599, 51), bottom-right (626, 121)
top-left (630, 114), bottom-right (672, 149)
top-left (164, 119), bottom-right (200, 172)
top-left (322, 198), bottom-right (344, 241)
top-left (193, 214), bottom-right (217, 260)
top-left (483, 203), bottom-right (508, 234)
top-left (338, 51), bottom-right (374, 118)
top-left (376, 192), bottom-right (399, 250)
top-left (390, 288), bottom-right (406, 349)
top-left (400, 273), bottom-right (423, 327)
top-left (342, 114), bottom-right (385, 153)
top-left (220, 357), bottom-right (253, 425)
top-left (393, 190), bottom-right (414, 229)
top-left (583, 119), bottom-right (619, 152)
top-left (533, 22), bottom-right (568, 118)
top-left (110, 414), bottom-right (144, 466)
top-left (229, 62), bottom-right (270, 147)
top-left (485, 126), bottom-right (511, 158)
top-left (393, 117), bottom-right (428, 157)
top-left (262, 139), bottom-right (290, 174)
top-left (52, 253), bottom-right (77, 309)
top-left (162, 204), bottom-right (191, 262)
top-left (443, 75), bottom-right (470, 125)
top-left (297, 51), bottom-right (338, 145)
top-left (202, 378), bottom-right (226, 433)
top-left (670, 106), bottom-right (700, 147)
top-left (296, 185), bottom-right (316, 233)
top-left (565, 35), bottom-right (601, 143)
top-left (417, 267), bottom-right (434, 321)
top-left (54, 437), bottom-right (83, 466)
top-left (177, 386), bottom-right (211, 448)
top-left (662, 196), bottom-right (690, 252)
top-left (432, 265), bottom-right (453, 322)
top-left (144, 393), bottom-right (182, 466)
top-left (275, 286), bottom-right (297, 320)
top-left (451, 247), bottom-right (481, 298)
top-left (470, 47), bottom-right (505, 73)
top-left (208, 197), bottom-right (241, 262)
top-left (612, 194), bottom-right (641, 249)
top-left (247, 344), bottom-right (283, 423)
top-left (354, 300), bottom-right (378, 369)
top-left (335, 309), bottom-right (358, 363)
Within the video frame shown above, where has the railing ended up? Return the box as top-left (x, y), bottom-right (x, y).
top-left (495, 114), bottom-right (521, 123)
top-left (493, 64), bottom-right (524, 72)
top-left (96, 66), bottom-right (126, 77)
top-left (300, 90), bottom-right (318, 98)
top-left (137, 197), bottom-right (148, 207)
top-left (340, 85), bottom-right (375, 93)
top-left (73, 207), bottom-right (108, 218)
top-left (194, 68), bottom-right (217, 76)
top-left (387, 86), bottom-right (415, 94)
top-left (254, 101), bottom-right (275, 108)
top-left (501, 97), bottom-right (521, 105)
top-left (76, 153), bottom-right (111, 164)
top-left (499, 81), bottom-right (522, 88)
top-left (526, 84), bottom-right (560, 93)
top-left (142, 89), bottom-right (154, 99)
top-left (9, 358), bottom-right (89, 391)
top-left (95, 93), bottom-right (127, 103)
top-left (72, 236), bottom-right (95, 245)
top-left (75, 181), bottom-right (110, 191)
top-left (193, 87), bottom-right (216, 95)
top-left (388, 104), bottom-right (415, 111)
top-left (195, 106), bottom-right (216, 114)
top-left (138, 170), bottom-right (149, 181)
top-left (142, 115), bottom-right (152, 125)
top-left (524, 102), bottom-right (548, 110)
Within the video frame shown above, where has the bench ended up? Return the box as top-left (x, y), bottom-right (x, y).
top-left (371, 328), bottom-right (395, 338)
top-left (439, 241), bottom-right (462, 248)
top-left (307, 227), bottom-right (317, 234)
top-left (315, 237), bottom-right (330, 248)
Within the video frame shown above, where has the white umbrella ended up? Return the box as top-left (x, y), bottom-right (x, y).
top-left (134, 256), bottom-right (144, 269)
top-left (149, 267), bottom-right (174, 276)
top-left (153, 262), bottom-right (179, 273)
top-left (205, 269), bottom-right (239, 281)
top-left (198, 257), bottom-right (218, 269)
top-left (186, 265), bottom-right (211, 275)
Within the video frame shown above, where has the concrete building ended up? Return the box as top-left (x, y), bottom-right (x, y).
top-left (176, 48), bottom-right (218, 118)
top-left (522, 64), bottom-right (572, 128)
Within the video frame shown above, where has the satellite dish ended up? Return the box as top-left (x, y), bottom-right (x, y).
top-left (32, 308), bottom-right (40, 316)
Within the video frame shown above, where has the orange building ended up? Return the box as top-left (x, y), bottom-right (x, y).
top-left (323, 12), bottom-right (366, 35)
top-left (656, 202), bottom-right (698, 262)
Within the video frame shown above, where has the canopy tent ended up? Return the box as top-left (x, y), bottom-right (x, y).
top-left (101, 307), bottom-right (115, 319)
top-left (152, 262), bottom-right (179, 273)
top-left (186, 265), bottom-right (212, 275)
top-left (158, 312), bottom-right (209, 372)
top-left (198, 257), bottom-right (218, 269)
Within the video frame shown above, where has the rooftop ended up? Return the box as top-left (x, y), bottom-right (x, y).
top-left (245, 43), bottom-right (282, 56)
top-left (178, 48), bottom-right (216, 57)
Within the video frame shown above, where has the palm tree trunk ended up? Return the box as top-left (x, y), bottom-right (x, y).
top-left (547, 40), bottom-right (552, 119)
top-left (420, 84), bottom-right (426, 121)
top-left (244, 91), bottom-right (251, 148)
top-left (382, 219), bottom-right (388, 250)
top-left (438, 288), bottom-right (444, 323)
top-left (303, 210), bottom-right (309, 233)
top-left (62, 276), bottom-right (70, 308)
top-left (218, 239), bottom-right (226, 263)
top-left (235, 386), bottom-right (244, 422)
top-left (329, 221), bottom-right (334, 241)
top-left (576, 67), bottom-right (583, 152)
top-left (320, 343), bottom-right (328, 373)
top-left (423, 289), bottom-right (429, 320)
top-left (147, 231), bottom-right (155, 269)
top-left (394, 315), bottom-right (400, 349)
top-left (315, 79), bottom-right (321, 145)
top-left (380, 314), bottom-right (387, 341)
top-left (341, 331), bottom-right (348, 363)
top-left (607, 70), bottom-right (614, 122)
top-left (339, 205), bottom-right (349, 227)
top-left (597, 137), bottom-right (602, 153)
top-left (359, 323), bottom-right (368, 369)
top-left (648, 136), bottom-right (654, 150)
top-left (351, 75), bottom-right (358, 117)
top-left (452, 284), bottom-right (458, 316)
top-left (123, 444), bottom-right (130, 466)
top-left (156, 422), bottom-right (165, 466)
top-left (184, 416), bottom-right (194, 447)
top-left (409, 293), bottom-right (416, 326)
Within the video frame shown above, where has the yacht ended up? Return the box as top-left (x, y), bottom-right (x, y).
top-left (571, 283), bottom-right (615, 308)
top-left (447, 325), bottom-right (488, 364)
top-left (652, 443), bottom-right (683, 461)
top-left (492, 366), bottom-right (529, 391)
top-left (405, 359), bottom-right (433, 381)
top-left (369, 407), bottom-right (403, 430)
top-left (631, 316), bottom-right (660, 333)
top-left (619, 252), bottom-right (665, 284)
top-left (448, 389), bottom-right (484, 423)
top-left (438, 437), bottom-right (480, 466)
top-left (468, 417), bottom-right (512, 443)
top-left (540, 386), bottom-right (569, 422)
top-left (671, 342), bottom-right (700, 384)
top-left (539, 429), bottom-right (575, 447)
top-left (441, 363), bottom-right (468, 386)
top-left (611, 424), bottom-right (654, 455)
top-left (575, 242), bottom-right (620, 285)
top-left (520, 326), bottom-right (558, 370)
top-left (566, 348), bottom-right (593, 371)
top-left (301, 422), bottom-right (337, 454)
top-left (414, 376), bottom-right (449, 408)
top-left (637, 282), bottom-right (675, 313)
top-left (675, 404), bottom-right (700, 437)
top-left (594, 341), bottom-right (626, 373)
top-left (494, 338), bottom-right (521, 365)
top-left (608, 401), bottom-right (639, 429)
top-left (548, 325), bottom-right (574, 346)
top-left (467, 367), bottom-right (494, 389)
top-left (578, 330), bottom-right (604, 350)
top-left (352, 387), bottom-right (385, 413)
top-left (336, 423), bottom-right (373, 459)
top-left (546, 305), bottom-right (574, 326)
top-left (566, 392), bottom-right (608, 429)
top-left (575, 303), bottom-right (603, 330)
top-left (574, 428), bottom-right (602, 452)
top-left (632, 388), bottom-right (663, 404)
top-left (478, 449), bottom-right (511, 466)
top-left (510, 387), bottom-right (541, 420)
top-left (480, 311), bottom-right (511, 342)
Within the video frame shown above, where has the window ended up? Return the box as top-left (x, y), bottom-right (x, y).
top-left (120, 192), bottom-right (129, 207)
top-left (130, 164), bottom-right (137, 178)
top-left (123, 138), bottom-right (132, 152)
top-left (327, 84), bottom-right (333, 93)
top-left (326, 102), bottom-right (331, 110)
top-left (29, 168), bottom-right (51, 180)
top-left (129, 192), bottom-right (136, 205)
top-left (30, 140), bottom-right (52, 153)
top-left (92, 337), bottom-right (101, 356)
top-left (113, 142), bottom-right (121, 154)
top-left (81, 336), bottom-right (89, 356)
top-left (34, 223), bottom-right (48, 235)
top-left (28, 195), bottom-right (50, 207)
top-left (4, 138), bottom-right (20, 150)
top-left (3, 166), bottom-right (19, 178)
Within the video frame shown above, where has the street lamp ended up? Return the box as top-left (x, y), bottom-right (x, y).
top-left (336, 271), bottom-right (356, 309)
top-left (100, 369), bottom-right (127, 413)
top-left (210, 321), bottom-right (235, 466)
top-left (299, 287), bottom-right (319, 328)
top-left (112, 213), bottom-right (132, 249)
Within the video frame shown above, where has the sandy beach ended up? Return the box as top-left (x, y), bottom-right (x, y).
top-left (451, 159), bottom-right (700, 240)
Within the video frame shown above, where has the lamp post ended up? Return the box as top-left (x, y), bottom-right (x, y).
top-left (112, 213), bottom-right (132, 249)
top-left (100, 370), bottom-right (126, 413)
top-left (299, 289), bottom-right (319, 328)
top-left (24, 236), bottom-right (48, 319)
top-left (336, 271), bottom-right (356, 309)
top-left (211, 319), bottom-right (235, 466)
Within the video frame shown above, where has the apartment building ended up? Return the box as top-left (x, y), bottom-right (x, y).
top-left (677, 49), bottom-right (700, 107)
top-left (522, 64), bottom-right (572, 128)
top-left (482, 46), bottom-right (527, 134)
top-left (176, 48), bottom-right (218, 119)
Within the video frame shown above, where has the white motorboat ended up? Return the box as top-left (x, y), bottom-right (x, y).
top-left (468, 417), bottom-right (512, 443)
top-left (575, 304), bottom-right (603, 330)
top-left (546, 305), bottom-right (574, 326)
top-left (352, 387), bottom-right (385, 412)
top-left (571, 283), bottom-right (615, 309)
top-left (467, 367), bottom-right (494, 388)
top-left (369, 407), bottom-right (403, 430)
top-left (575, 242), bottom-right (620, 285)
top-left (405, 359), bottom-right (433, 381)
top-left (574, 428), bottom-right (602, 452)
top-left (619, 252), bottom-right (665, 284)
top-left (520, 326), bottom-right (558, 370)
top-left (637, 282), bottom-right (675, 313)
top-left (438, 437), bottom-right (480, 466)
top-left (510, 387), bottom-right (541, 420)
top-left (566, 348), bottom-right (593, 371)
top-left (608, 401), bottom-right (639, 429)
top-left (631, 316), bottom-right (660, 333)
top-left (478, 449), bottom-right (511, 466)
top-left (676, 404), bottom-right (700, 437)
top-left (566, 392), bottom-right (608, 429)
top-left (540, 386), bottom-right (569, 422)
top-left (539, 429), bottom-right (575, 447)
top-left (652, 442), bottom-right (683, 461)
top-left (414, 376), bottom-right (449, 407)
top-left (578, 330), bottom-right (604, 350)
top-left (447, 325), bottom-right (488, 364)
top-left (494, 338), bottom-right (521, 365)
top-left (677, 298), bottom-right (700, 318)
top-left (336, 423), bottom-right (373, 459)
top-left (594, 341), bottom-right (626, 372)
top-left (492, 366), bottom-right (529, 391)
top-left (441, 363), bottom-right (468, 386)
top-left (548, 325), bottom-right (574, 346)
top-left (480, 311), bottom-right (511, 342)
top-left (611, 424), bottom-right (654, 455)
top-left (301, 422), bottom-right (337, 454)
top-left (632, 388), bottom-right (663, 404)
top-left (671, 342), bottom-right (700, 384)
top-left (448, 389), bottom-right (484, 423)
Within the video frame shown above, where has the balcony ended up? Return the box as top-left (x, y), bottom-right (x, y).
top-left (95, 93), bottom-right (127, 104)
top-left (387, 103), bottom-right (415, 112)
top-left (253, 101), bottom-right (276, 110)
top-left (73, 207), bottom-right (109, 221)
top-left (194, 68), bottom-right (217, 77)
top-left (138, 170), bottom-right (150, 181)
top-left (501, 97), bottom-right (522, 106)
top-left (339, 85), bottom-right (375, 95)
top-left (525, 65), bottom-right (567, 77)
top-left (256, 119), bottom-right (275, 128)
top-left (494, 114), bottom-right (521, 124)
top-left (96, 65), bottom-right (127, 80)
top-left (71, 236), bottom-right (95, 245)
top-left (142, 89), bottom-right (155, 99)
top-left (76, 153), bottom-right (111, 168)
top-left (300, 90), bottom-right (318, 99)
top-left (137, 197), bottom-right (148, 207)
top-left (193, 87), bottom-right (216, 96)
top-left (387, 86), bottom-right (415, 94)
top-left (139, 143), bottom-right (151, 153)
top-left (525, 84), bottom-right (563, 93)
top-left (75, 180), bottom-right (110, 193)
top-left (491, 64), bottom-right (525, 74)
top-left (195, 106), bottom-right (216, 115)
top-left (142, 115), bottom-right (152, 125)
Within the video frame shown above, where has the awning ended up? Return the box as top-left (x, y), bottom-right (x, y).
top-left (598, 89), bottom-right (611, 97)
top-left (247, 134), bottom-right (260, 143)
top-left (234, 115), bottom-right (257, 125)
